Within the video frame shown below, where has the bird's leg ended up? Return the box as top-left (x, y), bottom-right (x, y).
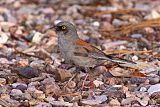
top-left (81, 73), bottom-right (88, 90)
top-left (75, 66), bottom-right (83, 72)
top-left (85, 67), bottom-right (92, 73)
top-left (81, 67), bottom-right (96, 90)
top-left (75, 67), bottom-right (95, 91)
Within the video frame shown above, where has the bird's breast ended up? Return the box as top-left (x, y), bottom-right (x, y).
top-left (58, 36), bottom-right (75, 62)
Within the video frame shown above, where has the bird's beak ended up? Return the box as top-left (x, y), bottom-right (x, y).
top-left (43, 25), bottom-right (56, 33)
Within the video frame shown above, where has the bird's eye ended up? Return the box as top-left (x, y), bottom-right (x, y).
top-left (61, 25), bottom-right (66, 30)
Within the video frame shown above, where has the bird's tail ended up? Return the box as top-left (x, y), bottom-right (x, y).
top-left (105, 55), bottom-right (136, 64)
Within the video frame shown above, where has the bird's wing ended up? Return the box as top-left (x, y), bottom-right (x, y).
top-left (74, 39), bottom-right (106, 57)
top-left (75, 39), bottom-right (136, 64)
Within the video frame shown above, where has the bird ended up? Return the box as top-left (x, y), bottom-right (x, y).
top-left (48, 21), bottom-right (136, 71)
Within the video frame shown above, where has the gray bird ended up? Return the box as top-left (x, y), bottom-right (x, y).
top-left (49, 21), bottom-right (136, 71)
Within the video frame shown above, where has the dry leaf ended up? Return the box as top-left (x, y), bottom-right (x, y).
top-left (55, 68), bottom-right (72, 82)
top-left (109, 67), bottom-right (146, 77)
top-left (95, 8), bottom-right (143, 17)
top-left (107, 18), bottom-right (160, 35)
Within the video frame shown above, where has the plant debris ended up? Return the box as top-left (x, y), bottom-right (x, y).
top-left (0, 0), bottom-right (159, 106)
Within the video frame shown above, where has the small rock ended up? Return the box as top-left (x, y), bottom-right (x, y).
top-left (132, 55), bottom-right (138, 61)
top-left (45, 96), bottom-right (56, 102)
top-left (122, 85), bottom-right (129, 93)
top-left (0, 58), bottom-right (10, 64)
top-left (49, 101), bottom-right (73, 106)
top-left (66, 5), bottom-right (81, 18)
top-left (119, 45), bottom-right (126, 50)
top-left (81, 95), bottom-right (107, 105)
top-left (13, 1), bottom-right (21, 8)
top-left (17, 59), bottom-right (29, 67)
top-left (16, 66), bottom-right (39, 79)
top-left (15, 85), bottom-right (27, 92)
top-left (94, 66), bottom-right (107, 74)
top-left (94, 95), bottom-right (107, 103)
top-left (40, 78), bottom-right (61, 96)
top-left (32, 90), bottom-right (45, 100)
top-left (0, 86), bottom-right (8, 93)
top-left (100, 22), bottom-right (114, 31)
top-left (1, 93), bottom-right (10, 100)
top-left (22, 92), bottom-right (32, 100)
top-left (26, 86), bottom-right (37, 98)
top-left (12, 83), bottom-right (27, 88)
top-left (92, 21), bottom-right (100, 27)
top-left (112, 19), bottom-right (128, 27)
top-left (0, 32), bottom-right (8, 44)
top-left (102, 41), bottom-right (128, 49)
top-left (30, 60), bottom-right (45, 69)
top-left (27, 85), bottom-right (36, 92)
top-left (144, 27), bottom-right (154, 33)
top-left (39, 7), bottom-right (55, 14)
top-left (131, 34), bottom-right (142, 38)
top-left (67, 81), bottom-right (76, 89)
top-left (0, 15), bottom-right (4, 21)
top-left (6, 75), bottom-right (18, 84)
top-left (109, 67), bottom-right (125, 77)
top-left (16, 41), bottom-right (29, 50)
top-left (29, 75), bottom-right (46, 83)
top-left (2, 11), bottom-right (17, 23)
top-left (8, 99), bottom-right (20, 107)
top-left (148, 84), bottom-right (160, 95)
top-left (135, 4), bottom-right (150, 10)
top-left (10, 89), bottom-right (23, 95)
top-left (109, 98), bottom-right (121, 106)
top-left (145, 10), bottom-right (160, 20)
top-left (29, 99), bottom-right (38, 106)
top-left (35, 103), bottom-right (52, 107)
top-left (32, 31), bottom-right (44, 44)
top-left (139, 87), bottom-right (147, 92)
top-left (0, 78), bottom-right (6, 85)
top-left (20, 100), bottom-right (30, 107)
top-left (121, 97), bottom-right (136, 106)
top-left (137, 96), bottom-right (149, 106)
top-left (28, 81), bottom-right (40, 87)
top-left (0, 22), bottom-right (15, 32)
top-left (12, 83), bottom-right (27, 92)
top-left (10, 89), bottom-right (23, 100)
top-left (149, 76), bottom-right (160, 84)
top-left (93, 80), bottom-right (104, 87)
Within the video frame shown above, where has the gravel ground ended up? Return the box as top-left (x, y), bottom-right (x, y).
top-left (0, 0), bottom-right (160, 106)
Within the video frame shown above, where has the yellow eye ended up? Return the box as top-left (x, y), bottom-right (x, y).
top-left (61, 26), bottom-right (66, 30)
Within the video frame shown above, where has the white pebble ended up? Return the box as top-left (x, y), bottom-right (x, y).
top-left (139, 87), bottom-right (147, 92)
top-left (132, 55), bottom-right (138, 61)
top-left (92, 21), bottom-right (100, 27)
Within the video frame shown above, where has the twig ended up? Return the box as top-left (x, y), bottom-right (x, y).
top-left (104, 50), bottom-right (152, 55)
top-left (60, 92), bottom-right (80, 97)
top-left (63, 73), bottom-right (77, 89)
top-left (95, 8), bottom-right (143, 17)
top-left (14, 48), bottom-right (45, 60)
top-left (0, 98), bottom-right (10, 107)
top-left (81, 74), bottom-right (88, 90)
